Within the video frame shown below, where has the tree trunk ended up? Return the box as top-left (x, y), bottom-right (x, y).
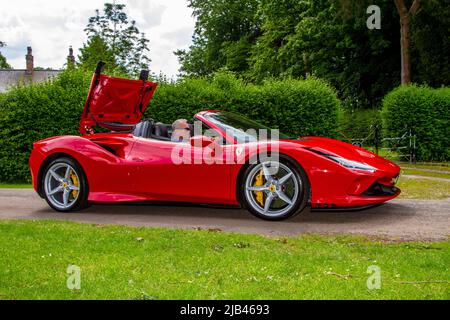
top-left (399, 11), bottom-right (411, 84)
top-left (394, 0), bottom-right (421, 85)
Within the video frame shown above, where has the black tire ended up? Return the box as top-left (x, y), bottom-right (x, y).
top-left (41, 157), bottom-right (89, 212)
top-left (240, 156), bottom-right (309, 221)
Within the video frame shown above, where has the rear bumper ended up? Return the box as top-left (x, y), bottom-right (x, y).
top-left (29, 148), bottom-right (46, 194)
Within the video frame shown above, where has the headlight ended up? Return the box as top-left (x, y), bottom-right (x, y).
top-left (328, 155), bottom-right (376, 172)
top-left (306, 148), bottom-right (376, 173)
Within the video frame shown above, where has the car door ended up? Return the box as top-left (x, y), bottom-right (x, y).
top-left (129, 136), bottom-right (232, 204)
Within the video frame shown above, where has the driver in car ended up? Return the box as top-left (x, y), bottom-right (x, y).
top-left (171, 119), bottom-right (191, 142)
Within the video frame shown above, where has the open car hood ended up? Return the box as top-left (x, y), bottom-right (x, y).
top-left (79, 63), bottom-right (157, 134)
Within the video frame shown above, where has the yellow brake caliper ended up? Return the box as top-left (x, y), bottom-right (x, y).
top-left (70, 171), bottom-right (79, 199)
top-left (253, 170), bottom-right (264, 207)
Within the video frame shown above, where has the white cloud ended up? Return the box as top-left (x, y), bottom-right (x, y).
top-left (0, 0), bottom-right (195, 77)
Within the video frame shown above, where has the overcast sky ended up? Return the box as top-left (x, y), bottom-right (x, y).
top-left (0, 0), bottom-right (195, 78)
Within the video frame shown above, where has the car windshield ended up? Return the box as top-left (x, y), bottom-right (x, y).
top-left (203, 111), bottom-right (291, 143)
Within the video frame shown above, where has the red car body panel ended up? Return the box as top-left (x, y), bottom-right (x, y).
top-left (29, 73), bottom-right (401, 210)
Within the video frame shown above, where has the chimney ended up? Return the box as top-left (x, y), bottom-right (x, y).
top-left (25, 46), bottom-right (33, 75)
top-left (67, 46), bottom-right (75, 67)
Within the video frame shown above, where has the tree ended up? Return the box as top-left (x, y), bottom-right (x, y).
top-left (175, 0), bottom-right (260, 76)
top-left (249, 0), bottom-right (401, 108)
top-left (394, 0), bottom-right (421, 84)
top-left (78, 35), bottom-right (120, 73)
top-left (248, 0), bottom-right (316, 80)
top-left (84, 2), bottom-right (151, 75)
top-left (177, 0), bottom-right (403, 107)
top-left (0, 41), bottom-right (11, 69)
top-left (178, 0), bottom-right (449, 106)
top-left (127, 32), bottom-right (152, 76)
top-left (410, 0), bottom-right (450, 87)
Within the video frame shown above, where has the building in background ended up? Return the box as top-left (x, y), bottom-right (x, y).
top-left (0, 46), bottom-right (74, 93)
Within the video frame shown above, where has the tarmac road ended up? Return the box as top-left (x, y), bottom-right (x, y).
top-left (0, 188), bottom-right (448, 241)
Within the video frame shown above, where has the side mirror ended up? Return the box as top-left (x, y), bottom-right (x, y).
top-left (190, 135), bottom-right (215, 148)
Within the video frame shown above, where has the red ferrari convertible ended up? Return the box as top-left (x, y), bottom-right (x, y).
top-left (29, 63), bottom-right (400, 220)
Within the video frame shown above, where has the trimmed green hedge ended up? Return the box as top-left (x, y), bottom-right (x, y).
top-left (0, 70), bottom-right (91, 182)
top-left (0, 70), bottom-right (341, 182)
top-left (381, 85), bottom-right (450, 161)
top-left (147, 72), bottom-right (342, 138)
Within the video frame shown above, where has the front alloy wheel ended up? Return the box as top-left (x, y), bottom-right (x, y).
top-left (242, 159), bottom-right (308, 220)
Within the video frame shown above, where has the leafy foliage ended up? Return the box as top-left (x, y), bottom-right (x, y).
top-left (0, 41), bottom-right (11, 69)
top-left (78, 35), bottom-right (120, 73)
top-left (147, 71), bottom-right (342, 138)
top-left (253, 0), bottom-right (402, 108)
top-left (382, 85), bottom-right (450, 161)
top-left (410, 0), bottom-right (450, 87)
top-left (81, 2), bottom-right (151, 76)
top-left (0, 69), bottom-right (91, 182)
top-left (175, 0), bottom-right (261, 76)
top-left (177, 0), bottom-right (450, 109)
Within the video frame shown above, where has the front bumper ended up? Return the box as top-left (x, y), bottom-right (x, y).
top-left (310, 171), bottom-right (401, 209)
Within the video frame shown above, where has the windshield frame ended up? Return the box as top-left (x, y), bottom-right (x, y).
top-left (195, 111), bottom-right (290, 144)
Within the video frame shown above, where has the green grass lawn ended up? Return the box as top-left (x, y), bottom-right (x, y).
top-left (399, 162), bottom-right (449, 172)
top-left (0, 220), bottom-right (448, 300)
top-left (397, 178), bottom-right (450, 200)
top-left (400, 161), bottom-right (450, 180)
top-left (0, 183), bottom-right (32, 188)
top-left (396, 162), bottom-right (450, 199)
top-left (402, 168), bottom-right (450, 180)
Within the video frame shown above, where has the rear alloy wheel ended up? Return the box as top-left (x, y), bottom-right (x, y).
top-left (242, 159), bottom-right (308, 220)
top-left (42, 157), bottom-right (89, 212)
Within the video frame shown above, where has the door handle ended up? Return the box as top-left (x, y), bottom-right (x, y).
top-left (132, 157), bottom-right (144, 162)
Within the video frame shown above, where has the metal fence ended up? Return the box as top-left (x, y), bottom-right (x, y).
top-left (339, 125), bottom-right (417, 163)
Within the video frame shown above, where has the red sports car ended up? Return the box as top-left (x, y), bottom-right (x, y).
top-left (29, 63), bottom-right (401, 220)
